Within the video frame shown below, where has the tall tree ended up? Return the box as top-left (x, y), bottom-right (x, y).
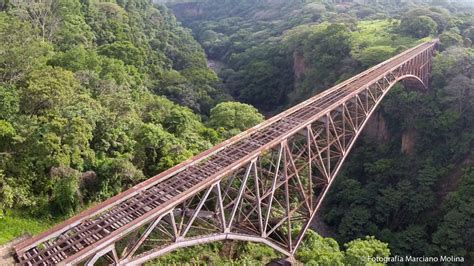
top-left (11, 0), bottom-right (62, 42)
top-left (208, 102), bottom-right (264, 137)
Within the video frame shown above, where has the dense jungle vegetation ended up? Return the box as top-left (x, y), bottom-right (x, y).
top-left (0, 0), bottom-right (473, 264)
top-left (0, 0), bottom-right (262, 240)
top-left (160, 0), bottom-right (474, 263)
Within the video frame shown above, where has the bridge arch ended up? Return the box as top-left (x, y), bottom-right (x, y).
top-left (13, 40), bottom-right (437, 266)
top-left (116, 73), bottom-right (430, 266)
top-left (399, 74), bottom-right (427, 91)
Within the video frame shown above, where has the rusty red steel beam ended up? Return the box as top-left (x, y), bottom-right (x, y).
top-left (14, 39), bottom-right (438, 265)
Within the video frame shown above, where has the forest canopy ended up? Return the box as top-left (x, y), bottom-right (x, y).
top-left (0, 0), bottom-right (473, 264)
top-left (0, 0), bottom-right (260, 220)
top-left (163, 0), bottom-right (474, 263)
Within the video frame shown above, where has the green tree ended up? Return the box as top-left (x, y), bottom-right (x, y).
top-left (0, 171), bottom-right (13, 216)
top-left (98, 41), bottom-right (145, 68)
top-left (355, 46), bottom-right (394, 68)
top-left (48, 45), bottom-right (101, 73)
top-left (0, 13), bottom-right (51, 84)
top-left (344, 236), bottom-right (390, 265)
top-left (181, 67), bottom-right (218, 85)
top-left (133, 123), bottom-right (192, 176)
top-left (10, 0), bottom-right (62, 42)
top-left (0, 171), bottom-right (33, 216)
top-left (443, 74), bottom-right (474, 115)
top-left (439, 31), bottom-right (464, 51)
top-left (302, 24), bottom-right (352, 75)
top-left (283, 23), bottom-right (353, 103)
top-left (296, 230), bottom-right (344, 265)
top-left (99, 56), bottom-right (143, 87)
top-left (402, 8), bottom-right (448, 33)
top-left (463, 26), bottom-right (474, 43)
top-left (93, 158), bottom-right (144, 201)
top-left (0, 120), bottom-right (15, 152)
top-left (235, 45), bottom-right (294, 110)
top-left (208, 102), bottom-right (264, 137)
top-left (54, 0), bottom-right (93, 49)
top-left (432, 47), bottom-right (474, 115)
top-left (84, 2), bottom-right (129, 45)
top-left (0, 85), bottom-right (19, 120)
top-left (432, 168), bottom-right (474, 261)
top-left (400, 15), bottom-right (437, 38)
top-left (50, 167), bottom-right (81, 216)
top-left (0, 0), bottom-right (227, 221)
top-left (20, 67), bottom-right (77, 115)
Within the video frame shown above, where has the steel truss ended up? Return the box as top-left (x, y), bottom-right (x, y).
top-left (14, 40), bottom-right (437, 265)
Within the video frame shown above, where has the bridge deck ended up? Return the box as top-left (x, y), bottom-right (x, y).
top-left (14, 40), bottom-right (436, 265)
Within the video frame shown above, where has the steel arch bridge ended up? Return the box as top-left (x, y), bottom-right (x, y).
top-left (14, 40), bottom-right (437, 265)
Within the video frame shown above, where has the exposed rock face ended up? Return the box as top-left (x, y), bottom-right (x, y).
top-left (363, 111), bottom-right (418, 156)
top-left (293, 51), bottom-right (306, 81)
top-left (50, 166), bottom-right (80, 178)
top-left (364, 111), bottom-right (389, 143)
top-left (81, 171), bottom-right (98, 187)
top-left (401, 127), bottom-right (416, 154)
top-left (437, 144), bottom-right (473, 202)
top-left (170, 3), bottom-right (203, 19)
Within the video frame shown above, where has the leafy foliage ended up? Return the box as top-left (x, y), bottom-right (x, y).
top-left (162, 1), bottom-right (473, 262)
top-left (153, 230), bottom-right (389, 265)
top-left (208, 101), bottom-right (264, 137)
top-left (432, 168), bottom-right (474, 259)
top-left (0, 0), bottom-right (240, 220)
top-left (173, 0), bottom-right (439, 112)
top-left (355, 46), bottom-right (395, 68)
top-left (296, 230), bottom-right (345, 264)
top-left (400, 15), bottom-right (437, 38)
top-left (439, 31), bottom-right (464, 51)
top-left (322, 46), bottom-right (474, 261)
top-left (344, 236), bottom-right (390, 265)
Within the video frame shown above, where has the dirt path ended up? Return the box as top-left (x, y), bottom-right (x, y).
top-left (0, 234), bottom-right (30, 265)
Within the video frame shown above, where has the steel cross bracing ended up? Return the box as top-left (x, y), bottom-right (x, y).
top-left (14, 40), bottom-right (438, 265)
